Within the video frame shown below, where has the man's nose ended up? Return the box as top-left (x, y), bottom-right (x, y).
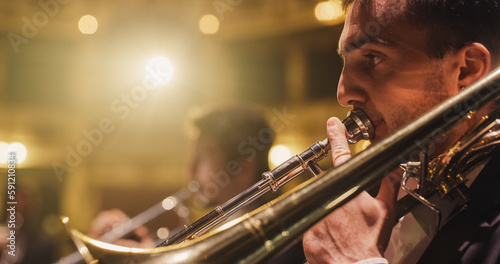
top-left (337, 68), bottom-right (368, 107)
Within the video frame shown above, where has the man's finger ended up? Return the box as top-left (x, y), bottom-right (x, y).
top-left (327, 117), bottom-right (351, 167)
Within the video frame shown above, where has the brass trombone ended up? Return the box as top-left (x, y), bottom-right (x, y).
top-left (156, 108), bottom-right (373, 247)
top-left (61, 67), bottom-right (500, 264)
top-left (55, 188), bottom-right (193, 264)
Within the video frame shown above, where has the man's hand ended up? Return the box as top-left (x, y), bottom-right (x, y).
top-left (303, 117), bottom-right (400, 264)
top-left (88, 208), bottom-right (155, 248)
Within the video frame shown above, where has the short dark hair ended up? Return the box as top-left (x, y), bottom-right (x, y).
top-left (342, 0), bottom-right (500, 66)
top-left (192, 105), bottom-right (274, 177)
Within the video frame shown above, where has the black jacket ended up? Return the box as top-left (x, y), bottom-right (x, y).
top-left (418, 148), bottom-right (500, 264)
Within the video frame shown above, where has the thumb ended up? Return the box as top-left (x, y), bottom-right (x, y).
top-left (327, 117), bottom-right (352, 167)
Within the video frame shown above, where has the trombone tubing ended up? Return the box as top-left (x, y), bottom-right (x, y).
top-left (82, 67), bottom-right (500, 263)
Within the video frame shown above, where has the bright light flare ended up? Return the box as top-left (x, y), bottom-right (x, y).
top-left (145, 56), bottom-right (174, 86)
top-left (0, 141), bottom-right (28, 164)
top-left (314, 1), bottom-right (343, 21)
top-left (78, 15), bottom-right (98, 35)
top-left (0, 142), bottom-right (8, 164)
top-left (269, 145), bottom-right (292, 167)
top-left (199, 14), bottom-right (220, 35)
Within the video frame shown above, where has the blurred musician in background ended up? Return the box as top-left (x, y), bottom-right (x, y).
top-left (87, 208), bottom-right (156, 248)
top-left (186, 104), bottom-right (275, 216)
top-left (88, 104), bottom-right (273, 241)
top-left (88, 104), bottom-right (305, 263)
top-left (303, 0), bottom-right (500, 263)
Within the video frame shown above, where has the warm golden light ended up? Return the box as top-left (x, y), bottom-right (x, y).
top-left (199, 14), bottom-right (220, 35)
top-left (78, 15), bottom-right (98, 35)
top-left (43, 214), bottom-right (63, 235)
top-left (314, 1), bottom-right (343, 21)
top-left (269, 145), bottom-right (292, 167)
top-left (0, 142), bottom-right (8, 164)
top-left (61, 216), bottom-right (70, 224)
top-left (0, 141), bottom-right (27, 164)
top-left (145, 56), bottom-right (174, 86)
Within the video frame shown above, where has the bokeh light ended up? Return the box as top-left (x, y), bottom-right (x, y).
top-left (269, 144), bottom-right (292, 167)
top-left (157, 227), bottom-right (170, 239)
top-left (0, 142), bottom-right (28, 164)
top-left (199, 14), bottom-right (220, 35)
top-left (314, 1), bottom-right (343, 22)
top-left (162, 196), bottom-right (178, 210)
top-left (78, 15), bottom-right (99, 35)
top-left (0, 142), bottom-right (8, 164)
top-left (145, 56), bottom-right (174, 86)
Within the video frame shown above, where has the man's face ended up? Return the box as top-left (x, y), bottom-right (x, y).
top-left (337, 1), bottom-right (461, 143)
top-left (187, 135), bottom-right (228, 205)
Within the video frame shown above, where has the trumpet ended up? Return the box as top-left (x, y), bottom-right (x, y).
top-left (61, 66), bottom-right (500, 264)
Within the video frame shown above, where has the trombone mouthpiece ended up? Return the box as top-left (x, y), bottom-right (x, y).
top-left (342, 109), bottom-right (374, 144)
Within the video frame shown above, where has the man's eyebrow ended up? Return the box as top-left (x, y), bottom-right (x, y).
top-left (337, 37), bottom-right (392, 56)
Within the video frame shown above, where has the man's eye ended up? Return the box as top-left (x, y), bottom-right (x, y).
top-left (363, 54), bottom-right (382, 66)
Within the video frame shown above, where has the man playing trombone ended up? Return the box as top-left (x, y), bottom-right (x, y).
top-left (303, 0), bottom-right (500, 263)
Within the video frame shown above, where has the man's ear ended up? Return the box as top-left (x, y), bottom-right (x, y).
top-left (457, 43), bottom-right (491, 89)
